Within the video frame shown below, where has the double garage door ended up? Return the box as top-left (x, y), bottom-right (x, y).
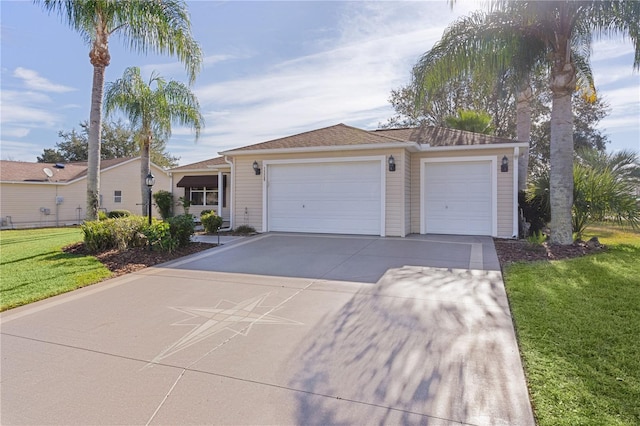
top-left (424, 160), bottom-right (493, 236)
top-left (263, 158), bottom-right (494, 236)
top-left (266, 160), bottom-right (382, 235)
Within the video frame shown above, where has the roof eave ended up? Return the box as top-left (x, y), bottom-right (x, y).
top-left (419, 142), bottom-right (528, 152)
top-left (220, 142), bottom-right (418, 156)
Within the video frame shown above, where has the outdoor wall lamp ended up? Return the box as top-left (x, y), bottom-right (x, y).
top-left (145, 172), bottom-right (155, 226)
top-left (501, 155), bottom-right (509, 173)
top-left (252, 160), bottom-right (261, 175)
top-left (388, 155), bottom-right (396, 172)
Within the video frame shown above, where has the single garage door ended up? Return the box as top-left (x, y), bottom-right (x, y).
top-left (424, 161), bottom-right (493, 235)
top-left (267, 160), bottom-right (382, 235)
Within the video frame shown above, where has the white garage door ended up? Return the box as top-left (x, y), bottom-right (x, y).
top-left (424, 161), bottom-right (493, 236)
top-left (267, 161), bottom-right (382, 235)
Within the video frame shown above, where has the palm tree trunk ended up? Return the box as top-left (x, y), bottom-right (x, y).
top-left (549, 50), bottom-right (576, 245)
top-left (516, 83), bottom-right (532, 192)
top-left (86, 64), bottom-right (105, 221)
top-left (140, 140), bottom-right (152, 216)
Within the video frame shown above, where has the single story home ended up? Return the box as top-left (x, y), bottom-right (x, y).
top-left (171, 124), bottom-right (526, 238)
top-left (0, 157), bottom-right (170, 229)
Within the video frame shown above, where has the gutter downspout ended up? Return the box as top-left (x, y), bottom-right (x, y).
top-left (220, 155), bottom-right (234, 231)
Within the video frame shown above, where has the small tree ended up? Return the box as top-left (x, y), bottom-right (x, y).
top-left (444, 109), bottom-right (495, 134)
top-left (153, 190), bottom-right (173, 219)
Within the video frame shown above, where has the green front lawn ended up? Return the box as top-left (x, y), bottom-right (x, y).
top-left (504, 225), bottom-right (640, 425)
top-left (0, 228), bottom-right (111, 311)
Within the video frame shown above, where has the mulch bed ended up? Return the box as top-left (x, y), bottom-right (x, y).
top-left (493, 238), bottom-right (605, 265)
top-left (63, 242), bottom-right (214, 277)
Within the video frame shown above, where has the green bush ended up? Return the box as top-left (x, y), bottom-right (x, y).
top-left (200, 209), bottom-right (214, 217)
top-left (167, 214), bottom-right (195, 248)
top-left (97, 211), bottom-right (108, 221)
top-left (82, 220), bottom-right (116, 252)
top-left (108, 209), bottom-right (131, 218)
top-left (82, 216), bottom-right (147, 252)
top-left (143, 221), bottom-right (177, 252)
top-left (234, 224), bottom-right (256, 235)
top-left (178, 197), bottom-right (191, 215)
top-left (153, 190), bottom-right (174, 219)
top-left (201, 212), bottom-right (223, 233)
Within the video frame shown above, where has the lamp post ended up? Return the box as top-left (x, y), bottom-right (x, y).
top-left (145, 172), bottom-right (155, 225)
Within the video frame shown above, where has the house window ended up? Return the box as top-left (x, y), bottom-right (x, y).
top-left (189, 187), bottom-right (218, 206)
top-left (114, 190), bottom-right (122, 203)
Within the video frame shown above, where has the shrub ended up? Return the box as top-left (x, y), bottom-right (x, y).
top-left (82, 216), bottom-right (147, 252)
top-left (82, 220), bottom-right (116, 252)
top-left (143, 221), bottom-right (177, 252)
top-left (108, 209), bottom-right (131, 218)
top-left (153, 190), bottom-right (174, 219)
top-left (167, 214), bottom-right (195, 248)
top-left (519, 190), bottom-right (550, 236)
top-left (234, 224), bottom-right (256, 235)
top-left (201, 212), bottom-right (223, 234)
top-left (178, 197), bottom-right (191, 215)
top-left (97, 211), bottom-right (108, 221)
top-left (200, 209), bottom-right (214, 217)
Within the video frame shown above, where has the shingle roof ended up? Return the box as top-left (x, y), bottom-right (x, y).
top-left (224, 123), bottom-right (408, 153)
top-left (374, 126), bottom-right (516, 146)
top-left (0, 157), bottom-right (136, 183)
top-left (170, 156), bottom-right (228, 171)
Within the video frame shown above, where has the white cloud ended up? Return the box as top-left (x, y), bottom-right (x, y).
top-left (1, 90), bottom-right (60, 127)
top-left (13, 67), bottom-right (75, 93)
top-left (188, 3), bottom-right (457, 162)
top-left (1, 127), bottom-right (30, 138)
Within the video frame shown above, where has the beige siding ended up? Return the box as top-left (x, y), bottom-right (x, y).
top-left (409, 149), bottom-right (515, 238)
top-left (497, 153), bottom-right (515, 237)
top-left (233, 157), bottom-right (265, 231)
top-left (171, 169), bottom-right (231, 221)
top-left (404, 150), bottom-right (411, 236)
top-left (384, 149), bottom-right (405, 237)
top-left (100, 161), bottom-right (170, 216)
top-left (231, 149), bottom-right (406, 236)
top-left (0, 158), bottom-right (171, 228)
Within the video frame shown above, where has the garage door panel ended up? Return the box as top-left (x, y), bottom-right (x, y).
top-left (424, 161), bottom-right (493, 236)
top-left (267, 161), bottom-right (382, 235)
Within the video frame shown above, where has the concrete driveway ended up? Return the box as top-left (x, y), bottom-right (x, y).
top-left (0, 233), bottom-right (534, 425)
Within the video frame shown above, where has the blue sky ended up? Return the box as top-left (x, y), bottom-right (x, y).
top-left (1, 1), bottom-right (638, 166)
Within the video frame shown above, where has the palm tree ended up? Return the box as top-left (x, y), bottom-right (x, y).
top-left (412, 10), bottom-right (596, 194)
top-left (444, 109), bottom-right (495, 134)
top-left (36, 0), bottom-right (202, 221)
top-left (414, 1), bottom-right (639, 244)
top-left (104, 67), bottom-right (203, 215)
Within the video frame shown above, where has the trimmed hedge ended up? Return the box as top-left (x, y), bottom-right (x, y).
top-left (107, 209), bottom-right (131, 218)
top-left (82, 214), bottom-right (195, 253)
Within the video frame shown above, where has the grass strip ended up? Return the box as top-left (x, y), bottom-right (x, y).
top-left (504, 225), bottom-right (640, 425)
top-left (1, 228), bottom-right (111, 311)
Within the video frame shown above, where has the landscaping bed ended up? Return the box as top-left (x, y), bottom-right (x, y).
top-left (493, 237), bottom-right (605, 265)
top-left (64, 241), bottom-right (214, 277)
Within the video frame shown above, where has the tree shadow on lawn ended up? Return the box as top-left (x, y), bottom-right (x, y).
top-left (287, 266), bottom-right (534, 425)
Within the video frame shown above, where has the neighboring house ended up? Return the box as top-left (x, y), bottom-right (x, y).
top-left (0, 157), bottom-right (170, 229)
top-left (169, 156), bottom-right (231, 223)
top-left (173, 123), bottom-right (527, 238)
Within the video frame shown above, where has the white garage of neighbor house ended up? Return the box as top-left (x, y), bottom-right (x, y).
top-left (0, 157), bottom-right (170, 229)
top-left (175, 124), bottom-right (526, 238)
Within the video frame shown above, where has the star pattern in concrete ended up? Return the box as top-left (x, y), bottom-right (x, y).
top-left (148, 293), bottom-right (302, 366)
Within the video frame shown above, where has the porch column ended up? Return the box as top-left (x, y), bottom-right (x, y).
top-left (218, 171), bottom-right (223, 219)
